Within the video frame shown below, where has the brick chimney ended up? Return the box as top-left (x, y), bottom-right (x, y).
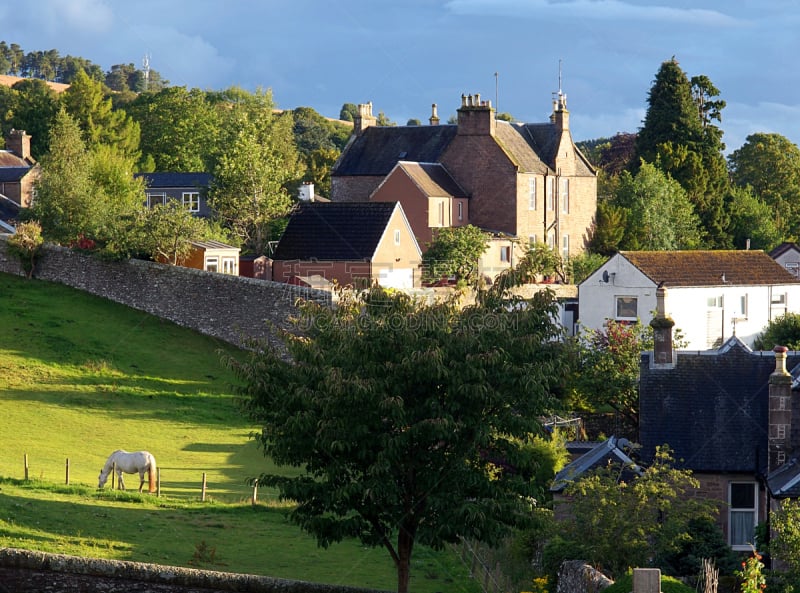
top-left (457, 93), bottom-right (495, 136)
top-left (6, 129), bottom-right (32, 161)
top-left (354, 102), bottom-right (377, 135)
top-left (429, 103), bottom-right (440, 126)
top-left (649, 283), bottom-right (674, 365)
top-left (769, 345), bottom-right (793, 473)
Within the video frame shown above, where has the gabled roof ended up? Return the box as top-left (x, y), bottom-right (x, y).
top-left (0, 166), bottom-right (34, 182)
top-left (389, 162), bottom-right (467, 198)
top-left (639, 337), bottom-right (800, 473)
top-left (333, 126), bottom-right (458, 176)
top-left (190, 240), bottom-right (239, 251)
top-left (135, 172), bottom-right (212, 189)
top-left (770, 242), bottom-right (800, 259)
top-left (501, 122), bottom-right (594, 176)
top-left (620, 250), bottom-right (800, 287)
top-left (550, 436), bottom-right (641, 492)
top-left (768, 458), bottom-right (800, 498)
top-left (272, 201), bottom-right (401, 261)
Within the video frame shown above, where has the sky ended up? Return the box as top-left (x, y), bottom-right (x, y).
top-left (3, 0), bottom-right (800, 153)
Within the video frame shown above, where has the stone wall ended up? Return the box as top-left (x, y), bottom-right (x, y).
top-left (0, 548), bottom-right (388, 593)
top-left (0, 237), bottom-right (332, 349)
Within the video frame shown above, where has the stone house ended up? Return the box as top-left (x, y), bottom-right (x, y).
top-left (330, 93), bottom-right (597, 277)
top-left (0, 129), bottom-right (39, 209)
top-left (271, 201), bottom-right (422, 289)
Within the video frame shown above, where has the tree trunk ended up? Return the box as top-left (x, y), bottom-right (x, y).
top-left (396, 527), bottom-right (414, 593)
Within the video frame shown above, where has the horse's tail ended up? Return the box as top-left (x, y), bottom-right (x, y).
top-left (148, 453), bottom-right (157, 493)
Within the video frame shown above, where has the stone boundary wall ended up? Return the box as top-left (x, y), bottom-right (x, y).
top-left (556, 560), bottom-right (613, 593)
top-left (0, 238), bottom-right (332, 349)
top-left (0, 548), bottom-right (389, 593)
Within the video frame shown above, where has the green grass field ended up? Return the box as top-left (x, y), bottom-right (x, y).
top-left (0, 272), bottom-right (481, 592)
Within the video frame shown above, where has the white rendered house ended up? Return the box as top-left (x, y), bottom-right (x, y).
top-left (578, 251), bottom-right (800, 350)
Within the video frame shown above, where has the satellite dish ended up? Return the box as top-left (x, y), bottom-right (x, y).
top-left (602, 270), bottom-right (609, 283)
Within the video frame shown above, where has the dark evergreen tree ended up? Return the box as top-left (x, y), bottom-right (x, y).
top-left (635, 58), bottom-right (731, 248)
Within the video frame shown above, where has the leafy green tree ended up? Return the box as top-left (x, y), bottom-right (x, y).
top-left (376, 110), bottom-right (396, 126)
top-left (406, 118), bottom-right (421, 126)
top-left (421, 224), bottom-right (489, 284)
top-left (6, 220), bottom-right (44, 279)
top-left (136, 201), bottom-right (208, 265)
top-left (0, 79), bottom-right (60, 156)
top-left (339, 102), bottom-right (358, 122)
top-left (597, 132), bottom-right (638, 175)
top-left (61, 69), bottom-right (141, 159)
top-left (614, 161), bottom-right (702, 250)
top-left (228, 281), bottom-right (572, 593)
top-left (560, 446), bottom-right (717, 579)
top-left (753, 313), bottom-right (800, 351)
top-left (571, 320), bottom-right (652, 432)
top-left (769, 498), bottom-right (800, 576)
top-left (127, 86), bottom-right (219, 171)
top-left (725, 186), bottom-right (782, 251)
top-left (728, 132), bottom-right (800, 238)
top-left (567, 252), bottom-right (608, 285)
top-left (208, 89), bottom-right (301, 255)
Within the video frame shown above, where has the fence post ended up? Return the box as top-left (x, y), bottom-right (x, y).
top-left (23, 453), bottom-right (29, 480)
top-left (201, 472), bottom-right (207, 502)
top-left (157, 468), bottom-right (161, 498)
top-left (65, 458), bottom-right (69, 485)
top-left (252, 479), bottom-right (258, 505)
top-left (112, 462), bottom-right (116, 490)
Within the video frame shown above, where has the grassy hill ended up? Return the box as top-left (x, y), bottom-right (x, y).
top-left (0, 273), bottom-right (480, 592)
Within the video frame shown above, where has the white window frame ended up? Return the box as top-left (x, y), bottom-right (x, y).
top-left (394, 229), bottom-right (401, 245)
top-left (546, 178), bottom-right (555, 211)
top-left (728, 482), bottom-right (758, 550)
top-left (182, 191), bottom-right (200, 213)
top-left (457, 201), bottom-right (463, 221)
top-left (528, 178), bottom-right (537, 210)
top-left (205, 256), bottom-right (219, 273)
top-left (146, 192), bottom-right (166, 208)
top-left (547, 231), bottom-right (555, 250)
top-left (500, 246), bottom-right (511, 263)
top-left (222, 257), bottom-right (237, 275)
top-left (615, 296), bottom-right (638, 321)
top-left (438, 201), bottom-right (445, 226)
top-left (738, 294), bottom-right (748, 319)
top-left (562, 234), bottom-right (569, 259)
top-left (560, 178), bottom-right (569, 213)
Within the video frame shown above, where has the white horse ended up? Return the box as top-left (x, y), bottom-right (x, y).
top-left (98, 450), bottom-right (157, 493)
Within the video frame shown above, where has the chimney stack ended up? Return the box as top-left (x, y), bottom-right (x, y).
top-left (650, 284), bottom-right (675, 364)
top-left (429, 103), bottom-right (440, 126)
top-left (456, 93), bottom-right (495, 136)
top-left (6, 129), bottom-right (32, 162)
top-left (298, 181), bottom-right (315, 202)
top-left (769, 345), bottom-right (793, 473)
top-left (354, 102), bottom-right (377, 135)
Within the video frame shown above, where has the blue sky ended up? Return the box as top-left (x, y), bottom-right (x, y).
top-left (4, 0), bottom-right (799, 152)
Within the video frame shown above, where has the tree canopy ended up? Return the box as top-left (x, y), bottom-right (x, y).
top-left (228, 280), bottom-right (572, 593)
top-left (421, 224), bottom-right (489, 285)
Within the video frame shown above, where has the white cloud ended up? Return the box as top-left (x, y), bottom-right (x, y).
top-left (42, 0), bottom-right (114, 33)
top-left (445, 0), bottom-right (741, 26)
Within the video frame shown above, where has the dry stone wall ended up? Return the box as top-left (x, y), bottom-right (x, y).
top-left (0, 548), bottom-right (388, 593)
top-left (0, 238), bottom-right (332, 349)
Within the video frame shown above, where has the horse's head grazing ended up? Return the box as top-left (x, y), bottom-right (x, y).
top-left (98, 470), bottom-right (108, 489)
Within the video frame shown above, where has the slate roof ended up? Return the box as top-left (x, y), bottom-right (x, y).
top-left (767, 458), bottom-right (800, 498)
top-left (272, 202), bottom-right (399, 261)
top-left (393, 162), bottom-right (467, 198)
top-left (550, 436), bottom-right (641, 492)
top-left (621, 250), bottom-right (800, 287)
top-left (0, 195), bottom-right (20, 226)
top-left (639, 337), bottom-right (800, 473)
top-left (0, 167), bottom-right (32, 182)
top-left (333, 126), bottom-right (458, 176)
top-left (135, 172), bottom-right (212, 189)
top-left (190, 240), bottom-right (239, 251)
top-left (0, 150), bottom-right (31, 168)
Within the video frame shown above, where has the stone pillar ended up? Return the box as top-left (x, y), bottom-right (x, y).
top-left (633, 568), bottom-right (661, 593)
